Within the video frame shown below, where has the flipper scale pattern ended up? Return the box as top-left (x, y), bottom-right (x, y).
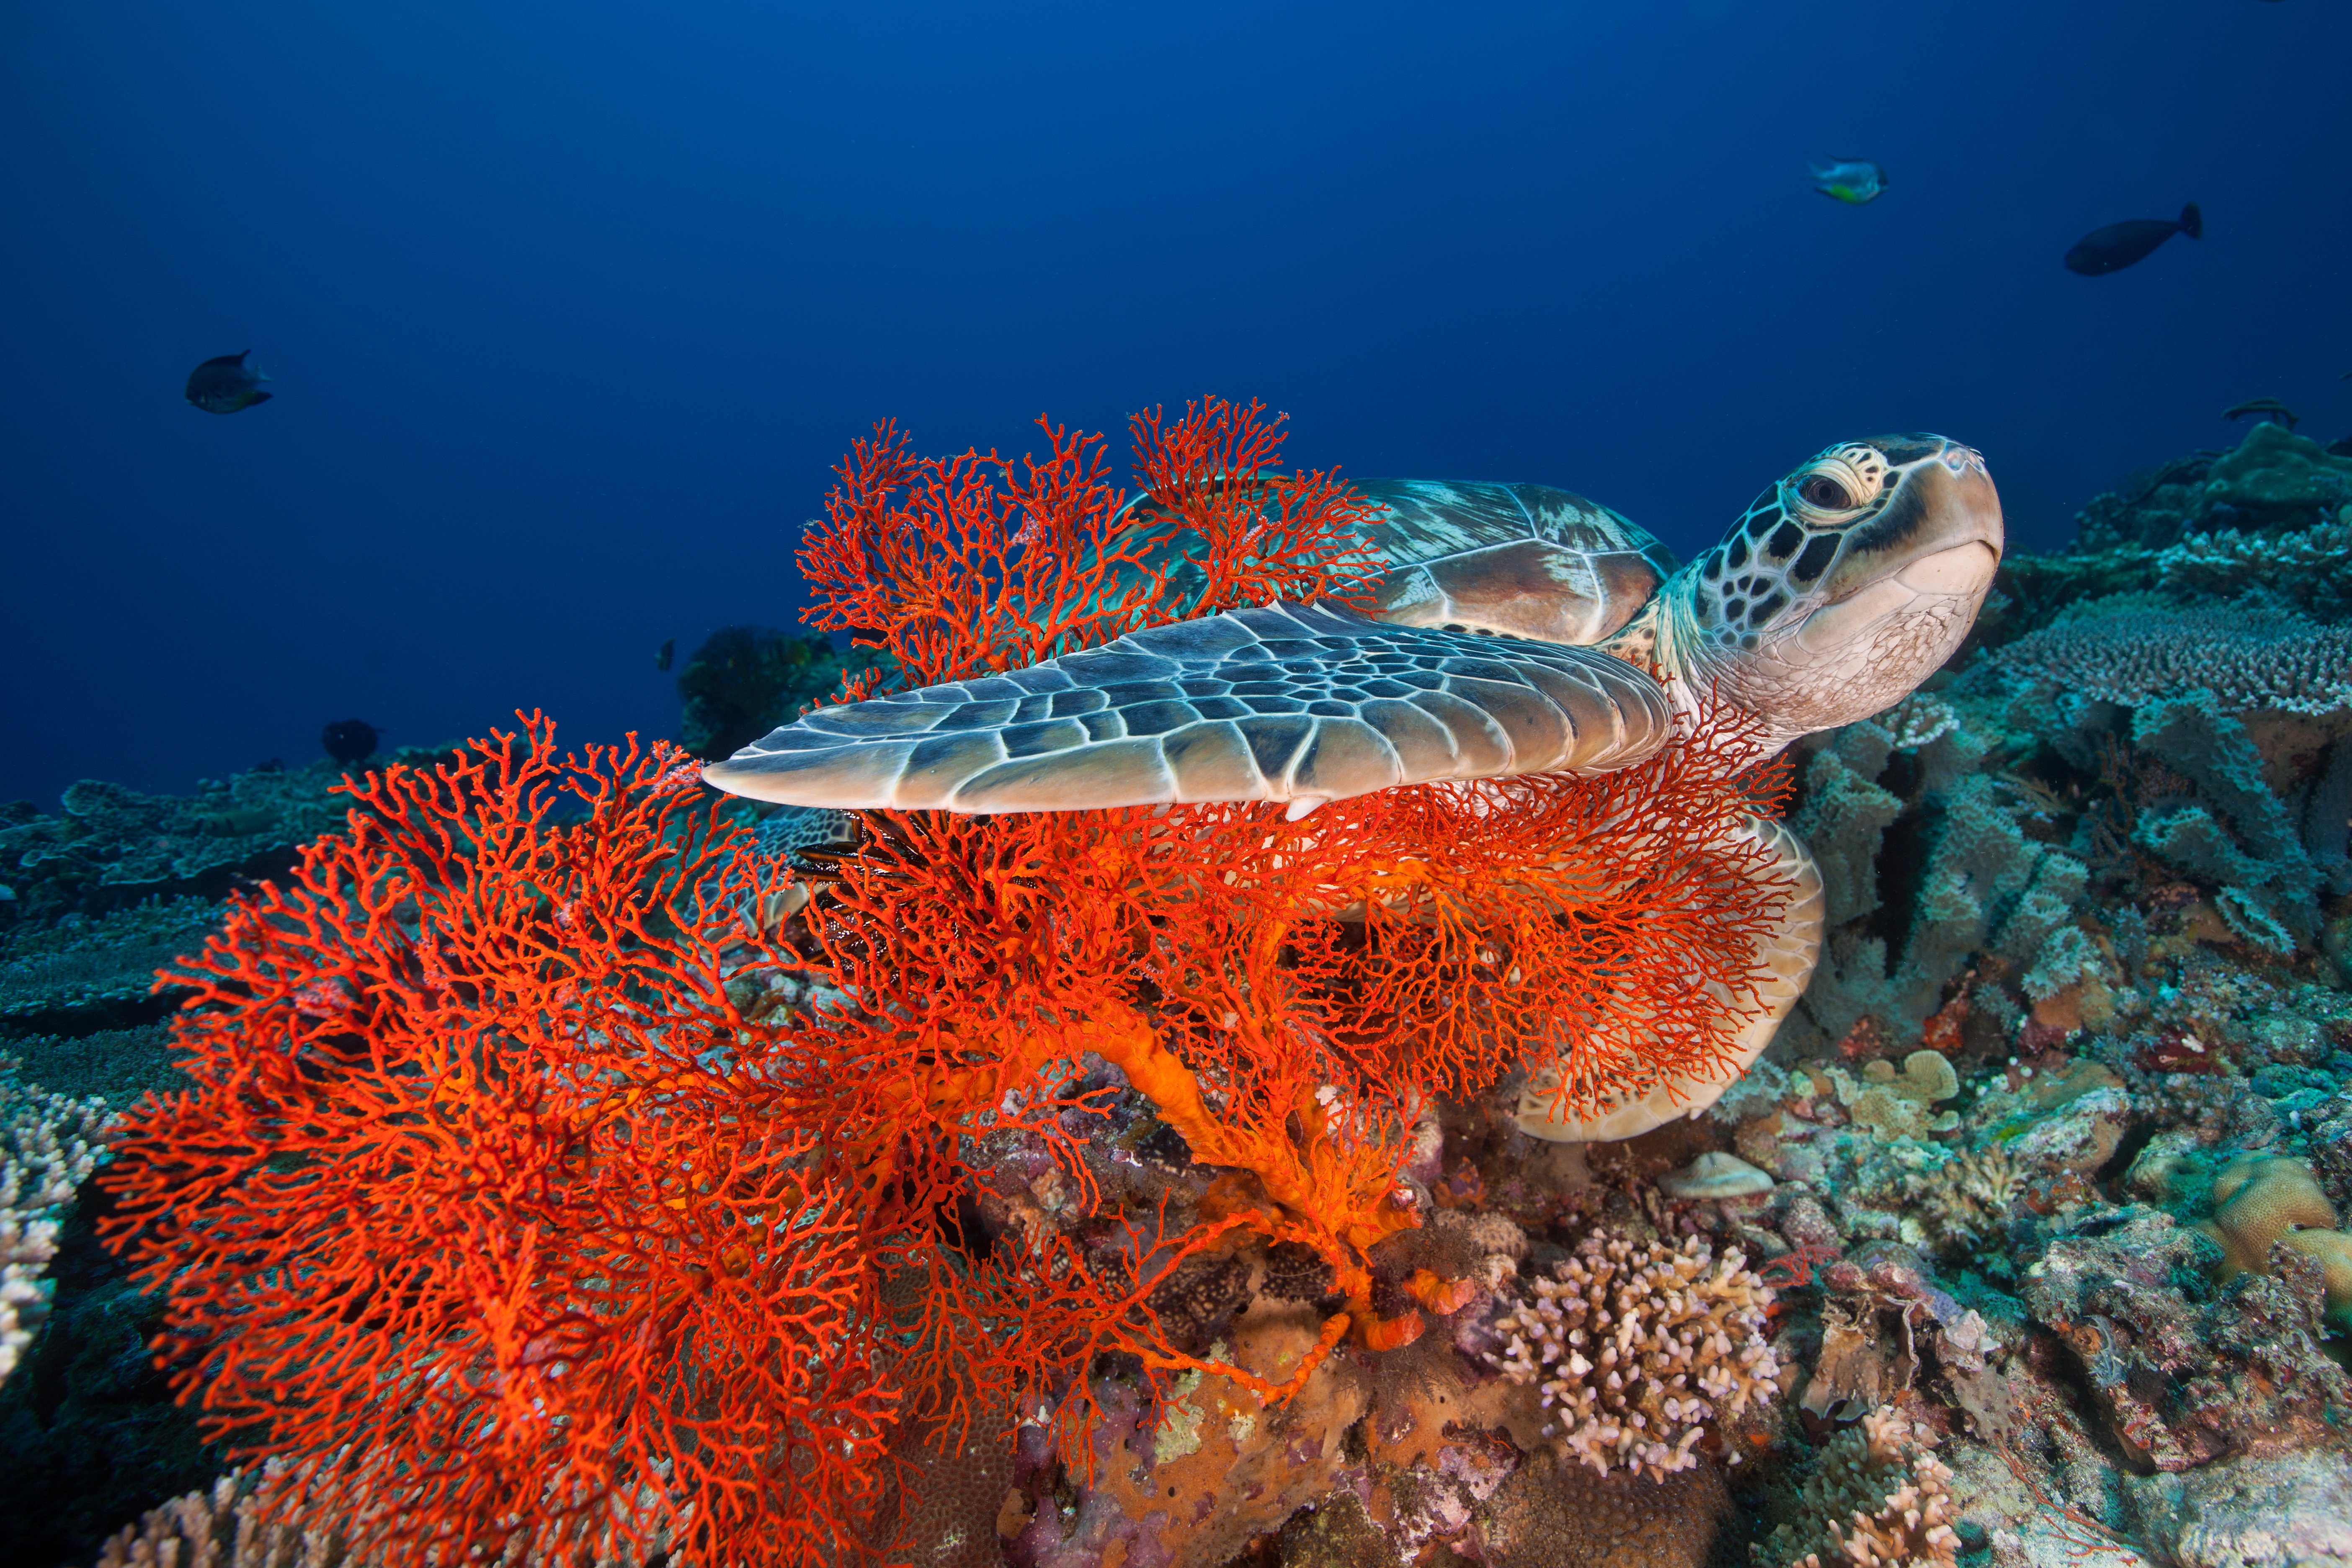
top-left (702, 601), bottom-right (1673, 812)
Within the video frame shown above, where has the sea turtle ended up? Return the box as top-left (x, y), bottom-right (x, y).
top-left (703, 434), bottom-right (2003, 1139)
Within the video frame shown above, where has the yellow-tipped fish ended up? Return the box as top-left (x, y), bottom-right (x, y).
top-left (1810, 157), bottom-right (1889, 205)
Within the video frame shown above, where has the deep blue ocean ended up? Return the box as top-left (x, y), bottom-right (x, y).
top-left (4, 0), bottom-right (2347, 809)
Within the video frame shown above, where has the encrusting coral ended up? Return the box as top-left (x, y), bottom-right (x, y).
top-left (1756, 1407), bottom-right (1959, 1568)
top-left (1484, 1228), bottom-right (1781, 1481)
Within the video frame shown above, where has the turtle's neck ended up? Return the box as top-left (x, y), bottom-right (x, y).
top-left (1598, 580), bottom-right (1785, 761)
top-left (1599, 580), bottom-right (1711, 715)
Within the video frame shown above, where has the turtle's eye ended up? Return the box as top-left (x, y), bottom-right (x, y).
top-left (1798, 474), bottom-right (1851, 510)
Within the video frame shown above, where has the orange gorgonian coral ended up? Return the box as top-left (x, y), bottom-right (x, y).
top-left (99, 720), bottom-right (893, 1568)
top-left (797, 395), bottom-right (1386, 698)
top-left (768, 398), bottom-right (1795, 1438)
top-left (99, 399), bottom-right (1798, 1567)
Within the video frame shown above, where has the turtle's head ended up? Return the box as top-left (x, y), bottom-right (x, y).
top-left (1667, 434), bottom-right (2002, 749)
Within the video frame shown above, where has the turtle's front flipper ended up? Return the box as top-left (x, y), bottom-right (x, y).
top-left (701, 601), bottom-right (1671, 813)
top-left (1516, 814), bottom-right (1826, 1143)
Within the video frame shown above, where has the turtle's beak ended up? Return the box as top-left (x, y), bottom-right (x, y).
top-left (1813, 447), bottom-right (2002, 610)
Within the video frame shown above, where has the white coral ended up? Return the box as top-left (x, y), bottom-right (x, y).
top-left (1487, 1229), bottom-right (1780, 1482)
top-left (2, 1060), bottom-right (114, 1384)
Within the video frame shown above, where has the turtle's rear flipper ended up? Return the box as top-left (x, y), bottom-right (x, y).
top-left (701, 601), bottom-right (1671, 814)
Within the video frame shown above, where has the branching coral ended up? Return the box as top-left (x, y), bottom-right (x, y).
top-left (795, 395), bottom-right (1386, 699)
top-left (1, 1057), bottom-right (111, 1385)
top-left (1485, 1229), bottom-right (1781, 1480)
top-left (1756, 1407), bottom-right (1958, 1568)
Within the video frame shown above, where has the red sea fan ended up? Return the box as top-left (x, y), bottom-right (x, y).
top-left (99, 718), bottom-right (894, 1568)
top-left (769, 401), bottom-right (1799, 1418)
top-left (796, 396), bottom-right (1384, 698)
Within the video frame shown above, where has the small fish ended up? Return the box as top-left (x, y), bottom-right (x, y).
top-left (2223, 398), bottom-right (2299, 431)
top-left (2064, 203), bottom-right (2201, 276)
top-left (655, 637), bottom-right (676, 673)
top-left (1810, 158), bottom-right (1889, 205)
top-left (185, 350), bottom-right (273, 414)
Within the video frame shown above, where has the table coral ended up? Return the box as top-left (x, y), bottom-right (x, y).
top-left (1983, 600), bottom-right (2352, 717)
top-left (1485, 1228), bottom-right (1780, 1481)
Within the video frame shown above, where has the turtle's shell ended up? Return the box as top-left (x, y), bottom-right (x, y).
top-left (1118, 477), bottom-right (1679, 647)
top-left (1346, 480), bottom-right (1680, 647)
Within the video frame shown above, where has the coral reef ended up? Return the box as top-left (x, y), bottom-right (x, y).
top-left (1983, 601), bottom-right (2352, 715)
top-left (14, 416), bottom-right (2352, 1568)
top-left (0, 897), bottom-right (220, 1033)
top-left (0, 750), bottom-right (455, 923)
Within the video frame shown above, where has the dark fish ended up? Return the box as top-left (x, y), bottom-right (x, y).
top-left (321, 719), bottom-right (381, 765)
top-left (2223, 398), bottom-right (2298, 430)
top-left (185, 350), bottom-right (273, 414)
top-left (656, 637), bottom-right (676, 673)
top-left (2064, 203), bottom-right (2201, 275)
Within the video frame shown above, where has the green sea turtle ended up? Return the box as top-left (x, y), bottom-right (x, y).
top-left (704, 435), bottom-right (2003, 1139)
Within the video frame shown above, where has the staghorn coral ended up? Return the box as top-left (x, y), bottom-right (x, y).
top-left (1756, 1407), bottom-right (1958, 1568)
top-left (1484, 1229), bottom-right (1780, 1481)
top-left (1, 1057), bottom-right (112, 1386)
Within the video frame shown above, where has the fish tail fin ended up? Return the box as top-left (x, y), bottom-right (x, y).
top-left (2179, 202), bottom-right (2202, 240)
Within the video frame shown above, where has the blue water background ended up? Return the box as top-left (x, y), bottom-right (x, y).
top-left (3, 0), bottom-right (2347, 807)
